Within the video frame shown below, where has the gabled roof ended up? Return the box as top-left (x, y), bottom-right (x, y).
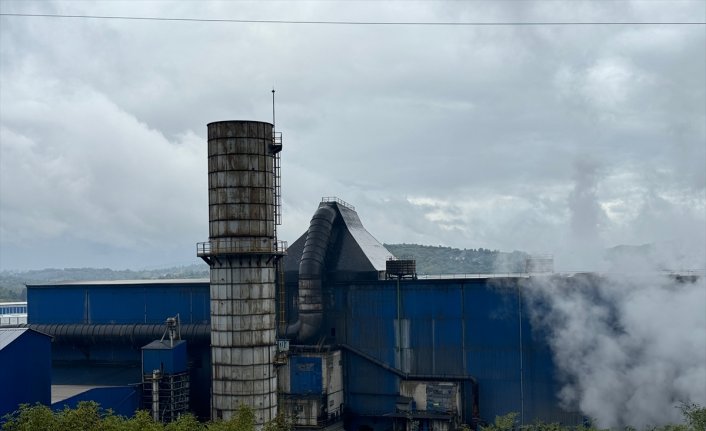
top-left (0, 328), bottom-right (51, 350)
top-left (142, 339), bottom-right (187, 350)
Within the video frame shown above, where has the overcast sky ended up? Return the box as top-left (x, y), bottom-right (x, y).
top-left (1, 0), bottom-right (704, 271)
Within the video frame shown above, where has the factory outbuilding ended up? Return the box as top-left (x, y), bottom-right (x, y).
top-left (0, 328), bottom-right (52, 417)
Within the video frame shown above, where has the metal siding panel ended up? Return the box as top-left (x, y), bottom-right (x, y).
top-left (51, 386), bottom-right (140, 417)
top-left (345, 353), bottom-right (398, 417)
top-left (339, 278), bottom-right (583, 425)
top-left (476, 378), bottom-right (522, 422)
top-left (347, 286), bottom-right (395, 365)
top-left (29, 282), bottom-right (211, 326)
top-left (433, 319), bottom-right (464, 376)
top-left (411, 317), bottom-right (433, 374)
top-left (290, 356), bottom-right (322, 395)
top-left (140, 285), bottom-right (193, 324)
top-left (346, 352), bottom-right (398, 395)
top-left (192, 285), bottom-right (211, 324)
top-left (28, 287), bottom-right (86, 324)
top-left (347, 393), bottom-right (399, 417)
top-left (90, 287), bottom-right (146, 323)
top-left (142, 341), bottom-right (188, 375)
top-left (0, 330), bottom-right (52, 417)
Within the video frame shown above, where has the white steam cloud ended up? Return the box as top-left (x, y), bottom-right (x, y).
top-left (524, 159), bottom-right (706, 428)
top-left (526, 273), bottom-right (706, 428)
top-left (568, 158), bottom-right (605, 243)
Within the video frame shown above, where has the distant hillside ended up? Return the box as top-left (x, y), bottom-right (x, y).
top-left (0, 264), bottom-right (209, 301)
top-left (384, 243), bottom-right (529, 275)
top-left (1, 244), bottom-right (530, 300)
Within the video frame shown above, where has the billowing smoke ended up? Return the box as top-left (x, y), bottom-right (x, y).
top-left (524, 159), bottom-right (706, 428)
top-left (552, 158), bottom-right (610, 272)
top-left (567, 158), bottom-right (604, 243)
top-left (526, 273), bottom-right (706, 428)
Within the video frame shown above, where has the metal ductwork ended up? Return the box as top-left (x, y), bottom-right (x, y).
top-left (287, 203), bottom-right (338, 342)
top-left (22, 323), bottom-right (210, 345)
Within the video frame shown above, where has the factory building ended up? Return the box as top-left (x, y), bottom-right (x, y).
top-left (2, 120), bottom-right (588, 429)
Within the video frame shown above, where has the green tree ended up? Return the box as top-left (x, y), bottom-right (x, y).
top-left (481, 412), bottom-right (518, 431)
top-left (680, 403), bottom-right (706, 431)
top-left (123, 410), bottom-right (164, 431)
top-left (262, 412), bottom-right (293, 431)
top-left (206, 405), bottom-right (255, 431)
top-left (55, 401), bottom-right (103, 431)
top-left (2, 403), bottom-right (55, 431)
top-left (166, 413), bottom-right (205, 431)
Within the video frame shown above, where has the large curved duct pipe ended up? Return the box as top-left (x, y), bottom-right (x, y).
top-left (286, 204), bottom-right (338, 342)
top-left (19, 323), bottom-right (211, 345)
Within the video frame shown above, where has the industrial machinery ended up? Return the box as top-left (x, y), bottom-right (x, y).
top-left (141, 316), bottom-right (190, 422)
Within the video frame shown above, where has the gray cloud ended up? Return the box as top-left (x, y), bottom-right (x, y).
top-left (1, 0), bottom-right (704, 269)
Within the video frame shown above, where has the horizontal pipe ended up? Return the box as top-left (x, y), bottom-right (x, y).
top-left (13, 323), bottom-right (211, 345)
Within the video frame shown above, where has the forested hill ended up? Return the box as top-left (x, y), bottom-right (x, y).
top-left (0, 244), bottom-right (529, 300)
top-left (384, 244), bottom-right (528, 275)
top-left (0, 264), bottom-right (209, 301)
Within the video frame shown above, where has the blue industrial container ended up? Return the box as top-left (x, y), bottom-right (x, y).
top-left (0, 328), bottom-right (52, 417)
top-left (142, 340), bottom-right (188, 375)
top-left (290, 356), bottom-right (322, 395)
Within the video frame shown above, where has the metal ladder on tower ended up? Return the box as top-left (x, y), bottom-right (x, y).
top-left (278, 259), bottom-right (286, 333)
top-left (272, 132), bottom-right (283, 236)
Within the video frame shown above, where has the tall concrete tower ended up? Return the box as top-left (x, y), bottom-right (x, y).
top-left (197, 121), bottom-right (283, 424)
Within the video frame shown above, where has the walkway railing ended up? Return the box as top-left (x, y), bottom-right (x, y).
top-left (196, 239), bottom-right (287, 257)
top-left (320, 196), bottom-right (355, 210)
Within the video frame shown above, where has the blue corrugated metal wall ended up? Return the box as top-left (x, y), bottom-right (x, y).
top-left (142, 340), bottom-right (188, 375)
top-left (0, 329), bottom-right (52, 417)
top-left (26, 281), bottom-right (211, 420)
top-left (51, 386), bottom-right (140, 417)
top-left (334, 278), bottom-right (582, 426)
top-left (27, 282), bottom-right (210, 324)
top-left (290, 356), bottom-right (323, 395)
top-left (24, 277), bottom-right (581, 425)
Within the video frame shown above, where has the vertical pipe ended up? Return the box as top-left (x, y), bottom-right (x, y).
top-left (431, 319), bottom-right (436, 374)
top-left (152, 369), bottom-right (161, 422)
top-left (396, 277), bottom-right (401, 355)
top-left (278, 261), bottom-right (286, 335)
top-left (518, 283), bottom-right (525, 426)
top-left (272, 89), bottom-right (276, 132)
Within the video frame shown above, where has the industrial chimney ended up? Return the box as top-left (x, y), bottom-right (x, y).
top-left (197, 121), bottom-right (284, 424)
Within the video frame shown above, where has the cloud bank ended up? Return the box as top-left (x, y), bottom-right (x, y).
top-left (1, 1), bottom-right (704, 269)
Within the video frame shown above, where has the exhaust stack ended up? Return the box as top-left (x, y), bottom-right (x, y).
top-left (197, 121), bottom-right (284, 424)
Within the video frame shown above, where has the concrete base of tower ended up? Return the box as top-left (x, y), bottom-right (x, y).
top-left (210, 257), bottom-right (278, 425)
